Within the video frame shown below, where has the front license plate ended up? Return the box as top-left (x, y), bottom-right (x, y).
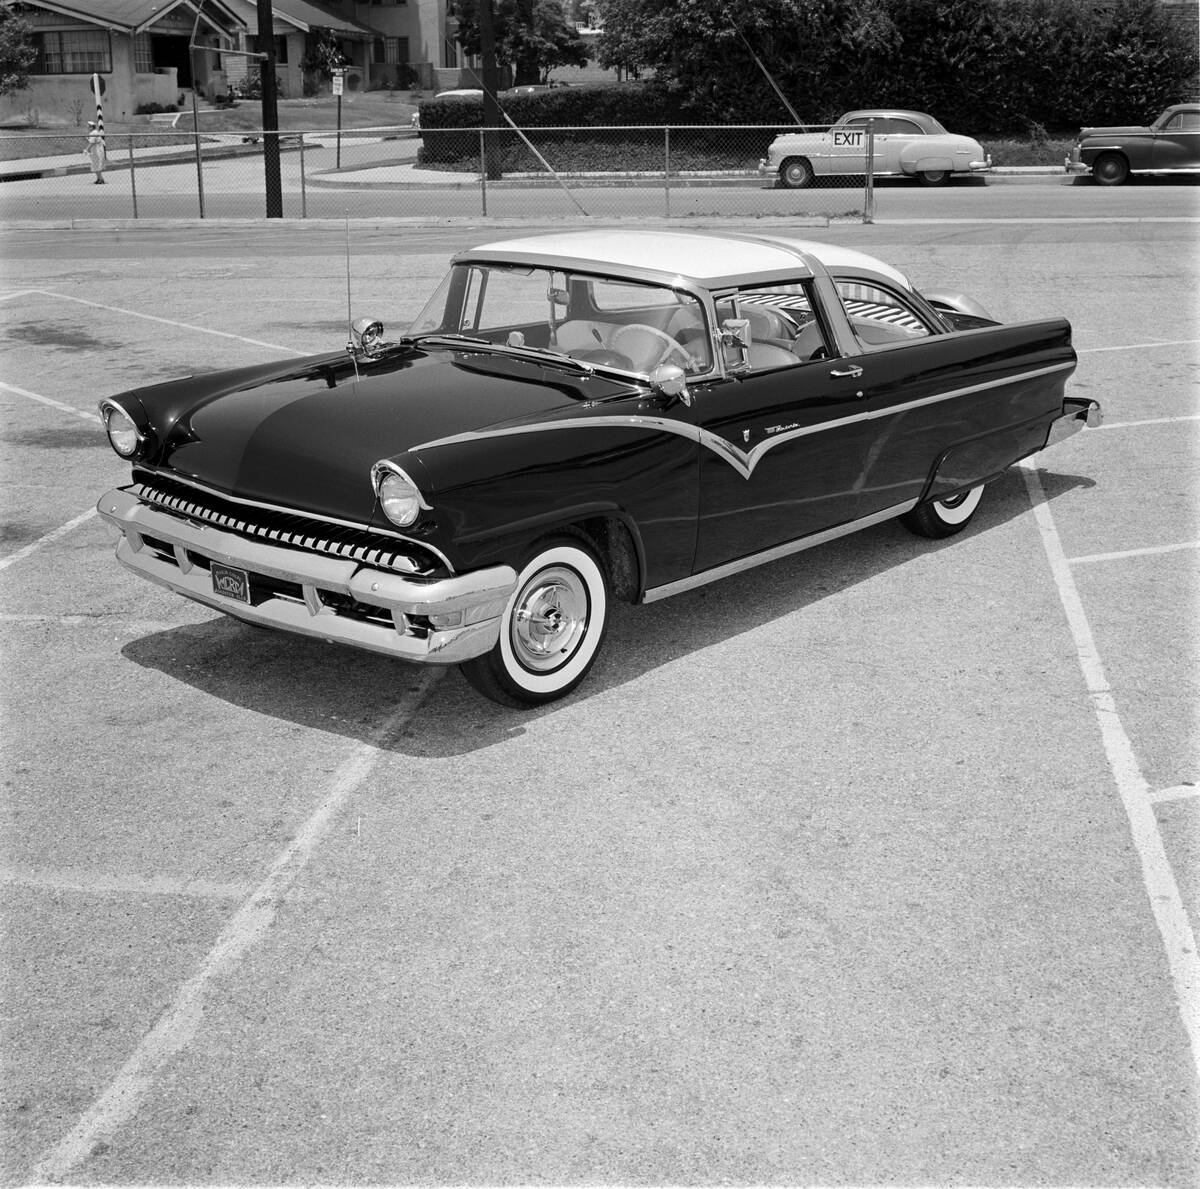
top-left (211, 561), bottom-right (251, 604)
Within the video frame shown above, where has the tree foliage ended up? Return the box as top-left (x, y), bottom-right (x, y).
top-left (0, 7), bottom-right (36, 97)
top-left (451, 0), bottom-right (589, 84)
top-left (592, 0), bottom-right (1199, 131)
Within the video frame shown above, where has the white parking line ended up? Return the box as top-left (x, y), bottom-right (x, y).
top-left (0, 867), bottom-right (255, 901)
top-left (0, 290), bottom-right (34, 301)
top-left (1148, 785), bottom-right (1200, 805)
top-left (0, 379), bottom-right (102, 423)
top-left (1078, 339), bottom-right (1200, 354)
top-left (28, 667), bottom-right (444, 1185)
top-left (0, 507), bottom-right (98, 574)
top-left (26, 289), bottom-right (304, 355)
top-left (1068, 541), bottom-right (1200, 566)
top-left (1096, 414), bottom-right (1200, 430)
top-left (1021, 460), bottom-right (1200, 1082)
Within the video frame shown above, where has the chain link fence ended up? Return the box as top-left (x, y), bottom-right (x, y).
top-left (0, 125), bottom-right (876, 222)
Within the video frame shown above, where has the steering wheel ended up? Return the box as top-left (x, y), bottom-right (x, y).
top-left (610, 323), bottom-right (691, 372)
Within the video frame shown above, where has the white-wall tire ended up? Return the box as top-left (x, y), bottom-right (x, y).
top-left (901, 483), bottom-right (985, 539)
top-left (459, 536), bottom-right (609, 706)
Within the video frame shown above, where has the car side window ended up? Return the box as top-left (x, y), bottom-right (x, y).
top-left (889, 119), bottom-right (923, 135)
top-left (718, 283), bottom-right (831, 372)
top-left (1164, 112), bottom-right (1200, 131)
top-left (836, 280), bottom-right (935, 349)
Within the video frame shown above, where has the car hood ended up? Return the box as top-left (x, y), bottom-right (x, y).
top-left (1080, 124), bottom-right (1150, 138)
top-left (132, 345), bottom-right (631, 524)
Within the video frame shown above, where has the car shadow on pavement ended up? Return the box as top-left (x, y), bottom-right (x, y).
top-left (120, 466), bottom-right (1093, 757)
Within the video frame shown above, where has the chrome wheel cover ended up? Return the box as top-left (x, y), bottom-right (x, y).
top-left (510, 564), bottom-right (589, 673)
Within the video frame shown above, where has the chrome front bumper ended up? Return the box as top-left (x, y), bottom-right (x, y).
top-left (97, 488), bottom-right (516, 665)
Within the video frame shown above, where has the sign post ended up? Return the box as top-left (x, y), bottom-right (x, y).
top-left (332, 68), bottom-right (346, 169)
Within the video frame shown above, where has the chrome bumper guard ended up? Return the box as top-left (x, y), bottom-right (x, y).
top-left (1045, 397), bottom-right (1103, 448)
top-left (97, 488), bottom-right (516, 665)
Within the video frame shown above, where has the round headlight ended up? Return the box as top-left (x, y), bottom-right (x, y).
top-left (377, 468), bottom-right (424, 527)
top-left (103, 403), bottom-right (142, 458)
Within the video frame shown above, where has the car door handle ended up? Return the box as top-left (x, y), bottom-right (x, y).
top-left (829, 365), bottom-right (863, 378)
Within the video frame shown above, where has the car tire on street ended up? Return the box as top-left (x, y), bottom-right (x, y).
top-left (1092, 152), bottom-right (1130, 186)
top-left (779, 157), bottom-right (814, 189)
top-left (918, 169), bottom-right (950, 186)
top-left (901, 484), bottom-right (985, 538)
top-left (459, 534), bottom-right (610, 707)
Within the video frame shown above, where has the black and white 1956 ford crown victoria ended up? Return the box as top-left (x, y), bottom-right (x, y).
top-left (98, 230), bottom-right (1100, 706)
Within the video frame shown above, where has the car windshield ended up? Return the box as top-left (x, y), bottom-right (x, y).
top-left (407, 263), bottom-right (713, 377)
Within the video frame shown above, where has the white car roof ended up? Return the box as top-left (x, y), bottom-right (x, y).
top-left (462, 230), bottom-right (913, 291)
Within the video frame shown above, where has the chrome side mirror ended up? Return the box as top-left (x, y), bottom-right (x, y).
top-left (349, 317), bottom-right (385, 357)
top-left (650, 362), bottom-right (691, 406)
top-left (720, 317), bottom-right (750, 348)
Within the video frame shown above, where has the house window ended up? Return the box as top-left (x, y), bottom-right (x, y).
top-left (247, 34), bottom-right (289, 64)
top-left (35, 29), bottom-right (112, 74)
top-left (133, 34), bottom-right (153, 73)
top-left (386, 37), bottom-right (408, 63)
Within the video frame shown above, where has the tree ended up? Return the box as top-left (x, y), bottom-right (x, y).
top-left (0, 6), bottom-right (36, 98)
top-left (452, 0), bottom-right (589, 85)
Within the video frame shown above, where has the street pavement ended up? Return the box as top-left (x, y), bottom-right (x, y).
top-left (0, 188), bottom-right (1197, 1185)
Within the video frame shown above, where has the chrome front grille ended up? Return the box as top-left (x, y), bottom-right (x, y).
top-left (129, 476), bottom-right (443, 576)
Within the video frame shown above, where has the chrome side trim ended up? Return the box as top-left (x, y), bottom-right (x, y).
top-left (642, 499), bottom-right (916, 603)
top-left (413, 361), bottom-right (1075, 482)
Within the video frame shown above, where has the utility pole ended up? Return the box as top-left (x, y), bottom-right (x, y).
top-left (478, 0), bottom-right (502, 180)
top-left (256, 0), bottom-right (283, 217)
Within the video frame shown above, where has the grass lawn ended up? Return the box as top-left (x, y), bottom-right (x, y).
top-left (0, 92), bottom-right (422, 162)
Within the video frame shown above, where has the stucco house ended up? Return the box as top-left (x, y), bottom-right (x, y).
top-left (0, 0), bottom-right (249, 123)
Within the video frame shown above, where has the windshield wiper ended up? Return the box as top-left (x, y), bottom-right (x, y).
top-left (403, 332), bottom-right (491, 347)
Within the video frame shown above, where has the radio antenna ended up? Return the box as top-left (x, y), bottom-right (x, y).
top-left (345, 211), bottom-right (360, 380)
top-left (724, 10), bottom-right (806, 129)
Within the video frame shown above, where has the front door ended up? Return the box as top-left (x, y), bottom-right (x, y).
top-left (692, 283), bottom-right (871, 574)
top-left (1153, 109), bottom-right (1200, 171)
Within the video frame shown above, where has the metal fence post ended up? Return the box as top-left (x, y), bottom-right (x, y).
top-left (864, 119), bottom-right (876, 224)
top-left (193, 122), bottom-right (205, 219)
top-left (298, 133), bottom-right (307, 219)
top-left (127, 135), bottom-right (138, 219)
top-left (664, 126), bottom-right (671, 218)
top-left (479, 127), bottom-right (488, 216)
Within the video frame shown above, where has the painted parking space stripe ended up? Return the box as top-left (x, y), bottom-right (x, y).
top-left (0, 380), bottom-right (102, 424)
top-left (1077, 339), bottom-right (1200, 354)
top-left (0, 507), bottom-right (98, 574)
top-left (1095, 414), bottom-right (1200, 431)
top-left (25, 289), bottom-right (304, 355)
top-left (1021, 460), bottom-right (1200, 1082)
top-left (28, 667), bottom-right (443, 1186)
top-left (1148, 785), bottom-right (1200, 805)
top-left (1067, 541), bottom-right (1200, 566)
top-left (0, 867), bottom-right (256, 902)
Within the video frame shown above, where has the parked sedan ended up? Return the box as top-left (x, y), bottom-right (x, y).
top-left (1065, 103), bottom-right (1200, 185)
top-left (98, 231), bottom-right (1098, 706)
top-left (760, 109), bottom-right (991, 187)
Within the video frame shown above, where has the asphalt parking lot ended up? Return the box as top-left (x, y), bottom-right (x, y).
top-left (1, 203), bottom-right (1197, 1184)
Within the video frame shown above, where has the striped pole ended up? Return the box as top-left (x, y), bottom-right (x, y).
top-left (90, 73), bottom-right (105, 151)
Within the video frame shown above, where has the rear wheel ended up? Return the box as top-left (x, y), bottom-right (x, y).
top-left (901, 484), bottom-right (985, 539)
top-left (1092, 152), bottom-right (1129, 186)
top-left (779, 157), bottom-right (814, 189)
top-left (918, 168), bottom-right (950, 186)
top-left (458, 534), bottom-right (610, 707)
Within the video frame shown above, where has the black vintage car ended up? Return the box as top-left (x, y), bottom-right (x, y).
top-left (98, 231), bottom-right (1100, 705)
top-left (1065, 103), bottom-right (1200, 185)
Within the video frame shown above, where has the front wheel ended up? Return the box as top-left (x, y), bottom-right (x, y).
top-left (459, 535), bottom-right (610, 707)
top-left (779, 157), bottom-right (814, 189)
top-left (1092, 152), bottom-right (1129, 186)
top-left (901, 484), bottom-right (985, 539)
